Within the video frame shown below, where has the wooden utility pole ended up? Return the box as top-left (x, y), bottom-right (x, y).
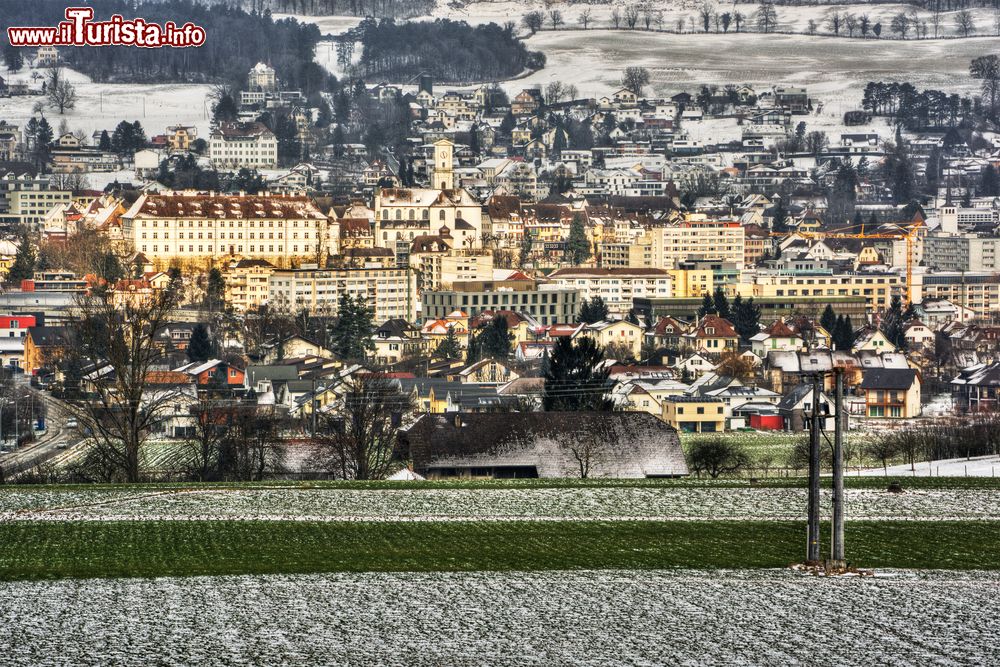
top-left (831, 368), bottom-right (846, 567)
top-left (807, 373), bottom-right (822, 563)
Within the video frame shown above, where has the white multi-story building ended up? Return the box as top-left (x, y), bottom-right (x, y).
top-left (649, 217), bottom-right (745, 270)
top-left (547, 268), bottom-right (673, 317)
top-left (208, 122), bottom-right (277, 170)
top-left (268, 265), bottom-right (418, 322)
top-left (122, 192), bottom-right (334, 268)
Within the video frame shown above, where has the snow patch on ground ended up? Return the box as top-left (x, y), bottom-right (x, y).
top-left (0, 569), bottom-right (996, 666)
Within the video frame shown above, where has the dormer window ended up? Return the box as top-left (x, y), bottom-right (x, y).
top-left (706, 327), bottom-right (715, 335)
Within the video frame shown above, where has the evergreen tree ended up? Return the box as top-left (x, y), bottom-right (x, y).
top-left (834, 314), bottom-right (855, 351)
top-left (205, 268), bottom-right (225, 312)
top-left (578, 296), bottom-right (609, 324)
top-left (543, 336), bottom-right (614, 411)
top-left (465, 331), bottom-right (482, 364)
top-left (3, 44), bottom-right (24, 72)
top-left (435, 326), bottom-right (462, 360)
top-left (713, 287), bottom-right (730, 321)
top-left (6, 233), bottom-right (35, 285)
top-left (564, 214), bottom-right (591, 265)
top-left (827, 161), bottom-right (858, 224)
top-left (982, 165), bottom-right (1000, 197)
top-left (731, 296), bottom-right (762, 341)
top-left (331, 293), bottom-right (375, 361)
top-left (880, 294), bottom-right (908, 349)
top-left (770, 196), bottom-right (789, 232)
top-left (187, 323), bottom-right (215, 362)
top-left (99, 130), bottom-right (111, 151)
top-left (212, 95), bottom-right (238, 124)
top-left (698, 292), bottom-right (715, 318)
top-left (820, 304), bottom-right (837, 334)
top-left (478, 314), bottom-right (514, 360)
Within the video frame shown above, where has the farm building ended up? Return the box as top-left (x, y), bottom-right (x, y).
top-left (400, 412), bottom-right (687, 479)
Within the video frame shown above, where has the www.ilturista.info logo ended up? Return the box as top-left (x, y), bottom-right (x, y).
top-left (7, 7), bottom-right (206, 48)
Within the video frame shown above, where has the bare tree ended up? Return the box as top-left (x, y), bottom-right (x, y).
top-left (624, 4), bottom-right (640, 29)
top-left (558, 423), bottom-right (612, 478)
top-left (699, 3), bottom-right (713, 32)
top-left (521, 11), bottom-right (544, 34)
top-left (621, 66), bottom-right (651, 97)
top-left (755, 3), bottom-right (777, 33)
top-left (860, 13), bottom-right (871, 37)
top-left (184, 398), bottom-right (231, 481)
top-left (578, 8), bottom-right (592, 29)
top-left (807, 19), bottom-right (817, 35)
top-left (46, 69), bottom-right (77, 115)
top-left (827, 10), bottom-right (842, 35)
top-left (891, 12), bottom-right (910, 39)
top-left (688, 438), bottom-right (751, 478)
top-left (565, 83), bottom-right (578, 101)
top-left (548, 8), bottom-right (563, 30)
top-left (733, 10), bottom-right (744, 32)
top-left (62, 277), bottom-right (182, 482)
top-left (844, 13), bottom-right (858, 37)
top-left (545, 81), bottom-right (566, 105)
top-left (611, 7), bottom-right (622, 29)
top-left (955, 9), bottom-right (975, 37)
top-left (312, 374), bottom-right (414, 480)
top-left (220, 406), bottom-right (285, 481)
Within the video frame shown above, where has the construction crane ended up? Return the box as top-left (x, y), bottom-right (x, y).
top-left (771, 221), bottom-right (923, 305)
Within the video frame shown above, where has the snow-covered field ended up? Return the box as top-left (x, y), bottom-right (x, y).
top-left (434, 0), bottom-right (1000, 38)
top-left (0, 66), bottom-right (213, 144)
top-left (514, 29), bottom-right (1000, 106)
top-left (2, 485), bottom-right (997, 521)
top-left (0, 569), bottom-right (996, 666)
top-left (862, 454), bottom-right (1000, 478)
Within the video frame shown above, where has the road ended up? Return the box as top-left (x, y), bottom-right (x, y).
top-left (0, 388), bottom-right (84, 479)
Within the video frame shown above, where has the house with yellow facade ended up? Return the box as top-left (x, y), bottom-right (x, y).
top-left (661, 396), bottom-right (726, 433)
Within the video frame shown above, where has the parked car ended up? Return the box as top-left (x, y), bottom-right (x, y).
top-left (65, 419), bottom-right (78, 429)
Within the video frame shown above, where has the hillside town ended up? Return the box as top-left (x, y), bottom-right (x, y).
top-left (1, 48), bottom-right (1000, 481)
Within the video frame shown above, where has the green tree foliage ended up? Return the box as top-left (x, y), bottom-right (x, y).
top-left (331, 294), bottom-right (375, 361)
top-left (884, 141), bottom-right (916, 205)
top-left (110, 120), bottom-right (146, 156)
top-left (434, 326), bottom-right (462, 360)
top-left (477, 315), bottom-right (514, 361)
top-left (543, 336), bottom-right (614, 411)
top-left (698, 293), bottom-right (715, 318)
top-left (827, 161), bottom-right (858, 225)
top-left (880, 295), bottom-right (909, 350)
top-left (578, 296), bottom-right (609, 324)
top-left (712, 287), bottom-right (730, 321)
top-left (731, 296), bottom-right (762, 341)
top-left (770, 196), bottom-right (789, 232)
top-left (6, 233), bottom-right (35, 285)
top-left (834, 314), bottom-right (855, 351)
top-left (187, 323), bottom-right (216, 362)
top-left (205, 268), bottom-right (225, 312)
top-left (820, 305), bottom-right (837, 334)
top-left (564, 214), bottom-right (591, 265)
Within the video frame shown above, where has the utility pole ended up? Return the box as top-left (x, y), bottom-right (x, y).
top-left (831, 368), bottom-right (846, 568)
top-left (807, 373), bottom-right (822, 563)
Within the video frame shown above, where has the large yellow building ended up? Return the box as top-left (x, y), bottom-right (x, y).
top-left (223, 258), bottom-right (277, 313)
top-left (741, 272), bottom-right (901, 312)
top-left (268, 265), bottom-right (418, 322)
top-left (122, 192), bottom-right (335, 269)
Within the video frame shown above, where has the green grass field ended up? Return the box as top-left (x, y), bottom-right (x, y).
top-left (0, 520), bottom-right (997, 581)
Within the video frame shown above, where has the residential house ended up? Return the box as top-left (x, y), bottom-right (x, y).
top-left (372, 319), bottom-right (428, 366)
top-left (662, 396), bottom-right (726, 433)
top-left (683, 315), bottom-right (739, 355)
top-left (859, 368), bottom-right (921, 418)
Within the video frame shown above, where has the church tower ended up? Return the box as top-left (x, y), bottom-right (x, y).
top-left (432, 138), bottom-right (454, 191)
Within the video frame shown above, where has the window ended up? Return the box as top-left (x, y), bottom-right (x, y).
top-left (696, 407), bottom-right (705, 415)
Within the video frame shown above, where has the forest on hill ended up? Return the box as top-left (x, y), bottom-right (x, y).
top-left (1, 0), bottom-right (326, 87)
top-left (353, 18), bottom-right (544, 83)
